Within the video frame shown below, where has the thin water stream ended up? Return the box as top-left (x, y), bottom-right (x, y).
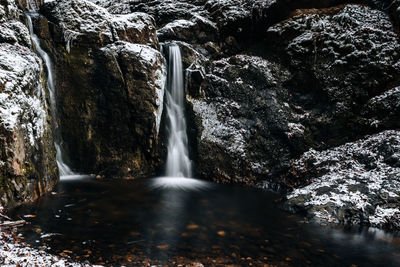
top-left (165, 44), bottom-right (192, 178)
top-left (26, 11), bottom-right (75, 177)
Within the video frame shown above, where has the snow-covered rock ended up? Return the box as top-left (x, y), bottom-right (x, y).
top-left (0, 230), bottom-right (91, 266)
top-left (188, 54), bottom-right (294, 185)
top-left (267, 5), bottom-right (400, 109)
top-left (0, 21), bottom-right (31, 47)
top-left (285, 130), bottom-right (400, 229)
top-left (0, 0), bottom-right (58, 207)
top-left (41, 0), bottom-right (158, 51)
top-left (362, 86), bottom-right (400, 129)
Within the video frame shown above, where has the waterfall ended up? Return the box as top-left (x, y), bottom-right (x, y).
top-left (26, 12), bottom-right (75, 177)
top-left (165, 44), bottom-right (192, 178)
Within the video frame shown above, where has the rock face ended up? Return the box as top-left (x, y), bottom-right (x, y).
top-left (0, 0), bottom-right (57, 207)
top-left (37, 0), bottom-right (166, 177)
top-left (188, 55), bottom-right (294, 185)
top-left (285, 130), bottom-right (400, 230)
top-left (185, 4), bottom-right (400, 187)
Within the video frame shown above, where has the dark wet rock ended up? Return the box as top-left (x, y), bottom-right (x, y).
top-left (188, 4), bottom-right (400, 188)
top-left (361, 87), bottom-right (400, 130)
top-left (93, 41), bottom-right (166, 177)
top-left (267, 5), bottom-right (400, 107)
top-left (188, 55), bottom-right (295, 185)
top-left (36, 0), bottom-right (166, 177)
top-left (284, 130), bottom-right (400, 230)
top-left (0, 0), bottom-right (57, 207)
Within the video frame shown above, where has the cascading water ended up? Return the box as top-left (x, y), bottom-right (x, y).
top-left (164, 44), bottom-right (192, 178)
top-left (152, 43), bottom-right (209, 189)
top-left (26, 11), bottom-right (75, 177)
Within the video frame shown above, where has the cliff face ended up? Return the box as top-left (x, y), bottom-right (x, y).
top-left (35, 0), bottom-right (166, 178)
top-left (0, 0), bottom-right (57, 207)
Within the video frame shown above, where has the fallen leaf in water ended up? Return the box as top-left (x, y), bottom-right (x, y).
top-left (217, 231), bottom-right (226, 236)
top-left (186, 224), bottom-right (199, 230)
top-left (130, 231), bottom-right (140, 236)
top-left (156, 244), bottom-right (169, 250)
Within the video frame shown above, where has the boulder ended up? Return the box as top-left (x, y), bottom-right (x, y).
top-left (285, 130), bottom-right (400, 230)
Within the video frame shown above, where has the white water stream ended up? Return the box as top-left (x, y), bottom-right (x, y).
top-left (165, 44), bottom-right (192, 178)
top-left (151, 44), bottom-right (209, 189)
top-left (26, 12), bottom-right (75, 178)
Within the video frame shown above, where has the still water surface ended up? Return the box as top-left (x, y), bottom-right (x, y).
top-left (10, 177), bottom-right (400, 266)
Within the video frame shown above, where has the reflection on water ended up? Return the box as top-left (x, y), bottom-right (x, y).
top-left (10, 177), bottom-right (400, 266)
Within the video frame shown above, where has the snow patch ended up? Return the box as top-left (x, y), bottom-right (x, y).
top-left (0, 44), bottom-right (47, 145)
top-left (189, 97), bottom-right (246, 159)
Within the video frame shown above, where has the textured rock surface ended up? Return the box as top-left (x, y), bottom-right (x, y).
top-left (38, 0), bottom-right (166, 177)
top-left (285, 130), bottom-right (400, 230)
top-left (188, 4), bottom-right (400, 188)
top-left (0, 0), bottom-right (57, 207)
top-left (188, 55), bottom-right (294, 185)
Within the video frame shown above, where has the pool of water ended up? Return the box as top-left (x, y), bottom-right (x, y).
top-left (10, 177), bottom-right (400, 266)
